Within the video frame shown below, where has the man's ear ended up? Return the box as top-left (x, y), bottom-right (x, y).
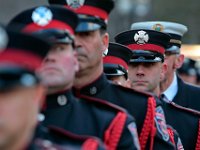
top-left (175, 54), bottom-right (184, 69)
top-left (101, 32), bottom-right (109, 56)
top-left (161, 62), bottom-right (168, 81)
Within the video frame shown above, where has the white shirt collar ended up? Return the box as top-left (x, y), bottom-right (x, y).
top-left (163, 73), bottom-right (178, 101)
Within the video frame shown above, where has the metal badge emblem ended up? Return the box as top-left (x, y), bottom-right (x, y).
top-left (66, 0), bottom-right (85, 9)
top-left (155, 106), bottom-right (170, 142)
top-left (57, 95), bottom-right (68, 106)
top-left (128, 122), bottom-right (141, 150)
top-left (0, 27), bottom-right (8, 51)
top-left (134, 30), bottom-right (149, 45)
top-left (90, 86), bottom-right (97, 95)
top-left (32, 7), bottom-right (53, 26)
top-left (152, 23), bottom-right (164, 32)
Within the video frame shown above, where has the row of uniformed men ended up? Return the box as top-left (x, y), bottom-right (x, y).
top-left (1, 0), bottom-right (200, 149)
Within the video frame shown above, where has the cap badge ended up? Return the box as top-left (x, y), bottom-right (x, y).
top-left (152, 24), bottom-right (164, 32)
top-left (134, 30), bottom-right (149, 45)
top-left (0, 27), bottom-right (8, 51)
top-left (66, 0), bottom-right (85, 9)
top-left (32, 7), bottom-right (53, 26)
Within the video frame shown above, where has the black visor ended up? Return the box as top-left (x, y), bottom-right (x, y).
top-left (104, 64), bottom-right (128, 79)
top-left (0, 65), bottom-right (39, 90)
top-left (76, 15), bottom-right (106, 32)
top-left (130, 50), bottom-right (164, 63)
top-left (33, 29), bottom-right (74, 44)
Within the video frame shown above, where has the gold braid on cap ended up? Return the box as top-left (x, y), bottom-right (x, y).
top-left (170, 39), bottom-right (182, 45)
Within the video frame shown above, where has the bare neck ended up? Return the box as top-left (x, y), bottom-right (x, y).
top-left (160, 72), bottom-right (175, 93)
top-left (47, 83), bottom-right (73, 95)
top-left (74, 63), bottom-right (103, 89)
top-left (154, 86), bottom-right (161, 97)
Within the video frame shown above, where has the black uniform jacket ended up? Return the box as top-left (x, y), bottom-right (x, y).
top-left (42, 90), bottom-right (140, 150)
top-left (73, 74), bottom-right (176, 150)
top-left (162, 101), bottom-right (200, 150)
top-left (27, 125), bottom-right (106, 150)
top-left (173, 76), bottom-right (200, 111)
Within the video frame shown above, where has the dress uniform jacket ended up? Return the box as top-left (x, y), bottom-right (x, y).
top-left (27, 125), bottom-right (106, 150)
top-left (162, 101), bottom-right (200, 150)
top-left (42, 90), bottom-right (140, 150)
top-left (73, 74), bottom-right (177, 150)
top-left (173, 76), bottom-right (200, 111)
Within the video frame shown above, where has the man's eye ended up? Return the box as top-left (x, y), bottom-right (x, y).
top-left (78, 32), bottom-right (91, 37)
top-left (54, 46), bottom-right (65, 51)
top-left (145, 63), bottom-right (155, 67)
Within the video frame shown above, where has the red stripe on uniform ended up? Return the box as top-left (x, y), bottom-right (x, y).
top-left (65, 5), bottom-right (108, 20)
top-left (103, 56), bottom-right (128, 70)
top-left (0, 49), bottom-right (42, 70)
top-left (127, 44), bottom-right (165, 54)
top-left (22, 20), bottom-right (74, 35)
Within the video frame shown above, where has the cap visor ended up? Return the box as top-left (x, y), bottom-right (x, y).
top-left (166, 46), bottom-right (180, 54)
top-left (75, 22), bottom-right (101, 32)
top-left (0, 65), bottom-right (38, 90)
top-left (130, 50), bottom-right (163, 63)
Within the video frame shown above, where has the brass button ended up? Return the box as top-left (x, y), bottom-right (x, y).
top-left (90, 87), bottom-right (97, 95)
top-left (57, 95), bottom-right (67, 106)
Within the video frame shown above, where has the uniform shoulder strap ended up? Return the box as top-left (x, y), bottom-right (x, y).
top-left (170, 102), bottom-right (200, 116)
top-left (113, 83), bottom-right (155, 97)
top-left (77, 94), bottom-right (127, 113)
top-left (48, 126), bottom-right (104, 150)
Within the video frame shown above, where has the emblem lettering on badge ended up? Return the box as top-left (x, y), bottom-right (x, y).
top-left (0, 27), bottom-right (8, 51)
top-left (32, 7), bottom-right (53, 26)
top-left (134, 30), bottom-right (149, 45)
top-left (128, 122), bottom-right (140, 150)
top-left (154, 106), bottom-right (169, 141)
top-left (66, 0), bottom-right (85, 9)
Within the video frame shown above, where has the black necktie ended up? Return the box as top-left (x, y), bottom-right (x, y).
top-left (160, 93), bottom-right (169, 103)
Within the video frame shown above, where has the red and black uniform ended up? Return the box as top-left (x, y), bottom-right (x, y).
top-left (42, 90), bottom-right (140, 150)
top-left (27, 125), bottom-right (106, 150)
top-left (7, 5), bottom-right (140, 150)
top-left (73, 74), bottom-right (176, 150)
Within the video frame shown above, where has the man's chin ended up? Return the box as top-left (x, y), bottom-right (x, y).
top-left (131, 85), bottom-right (147, 92)
top-left (42, 79), bottom-right (64, 87)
